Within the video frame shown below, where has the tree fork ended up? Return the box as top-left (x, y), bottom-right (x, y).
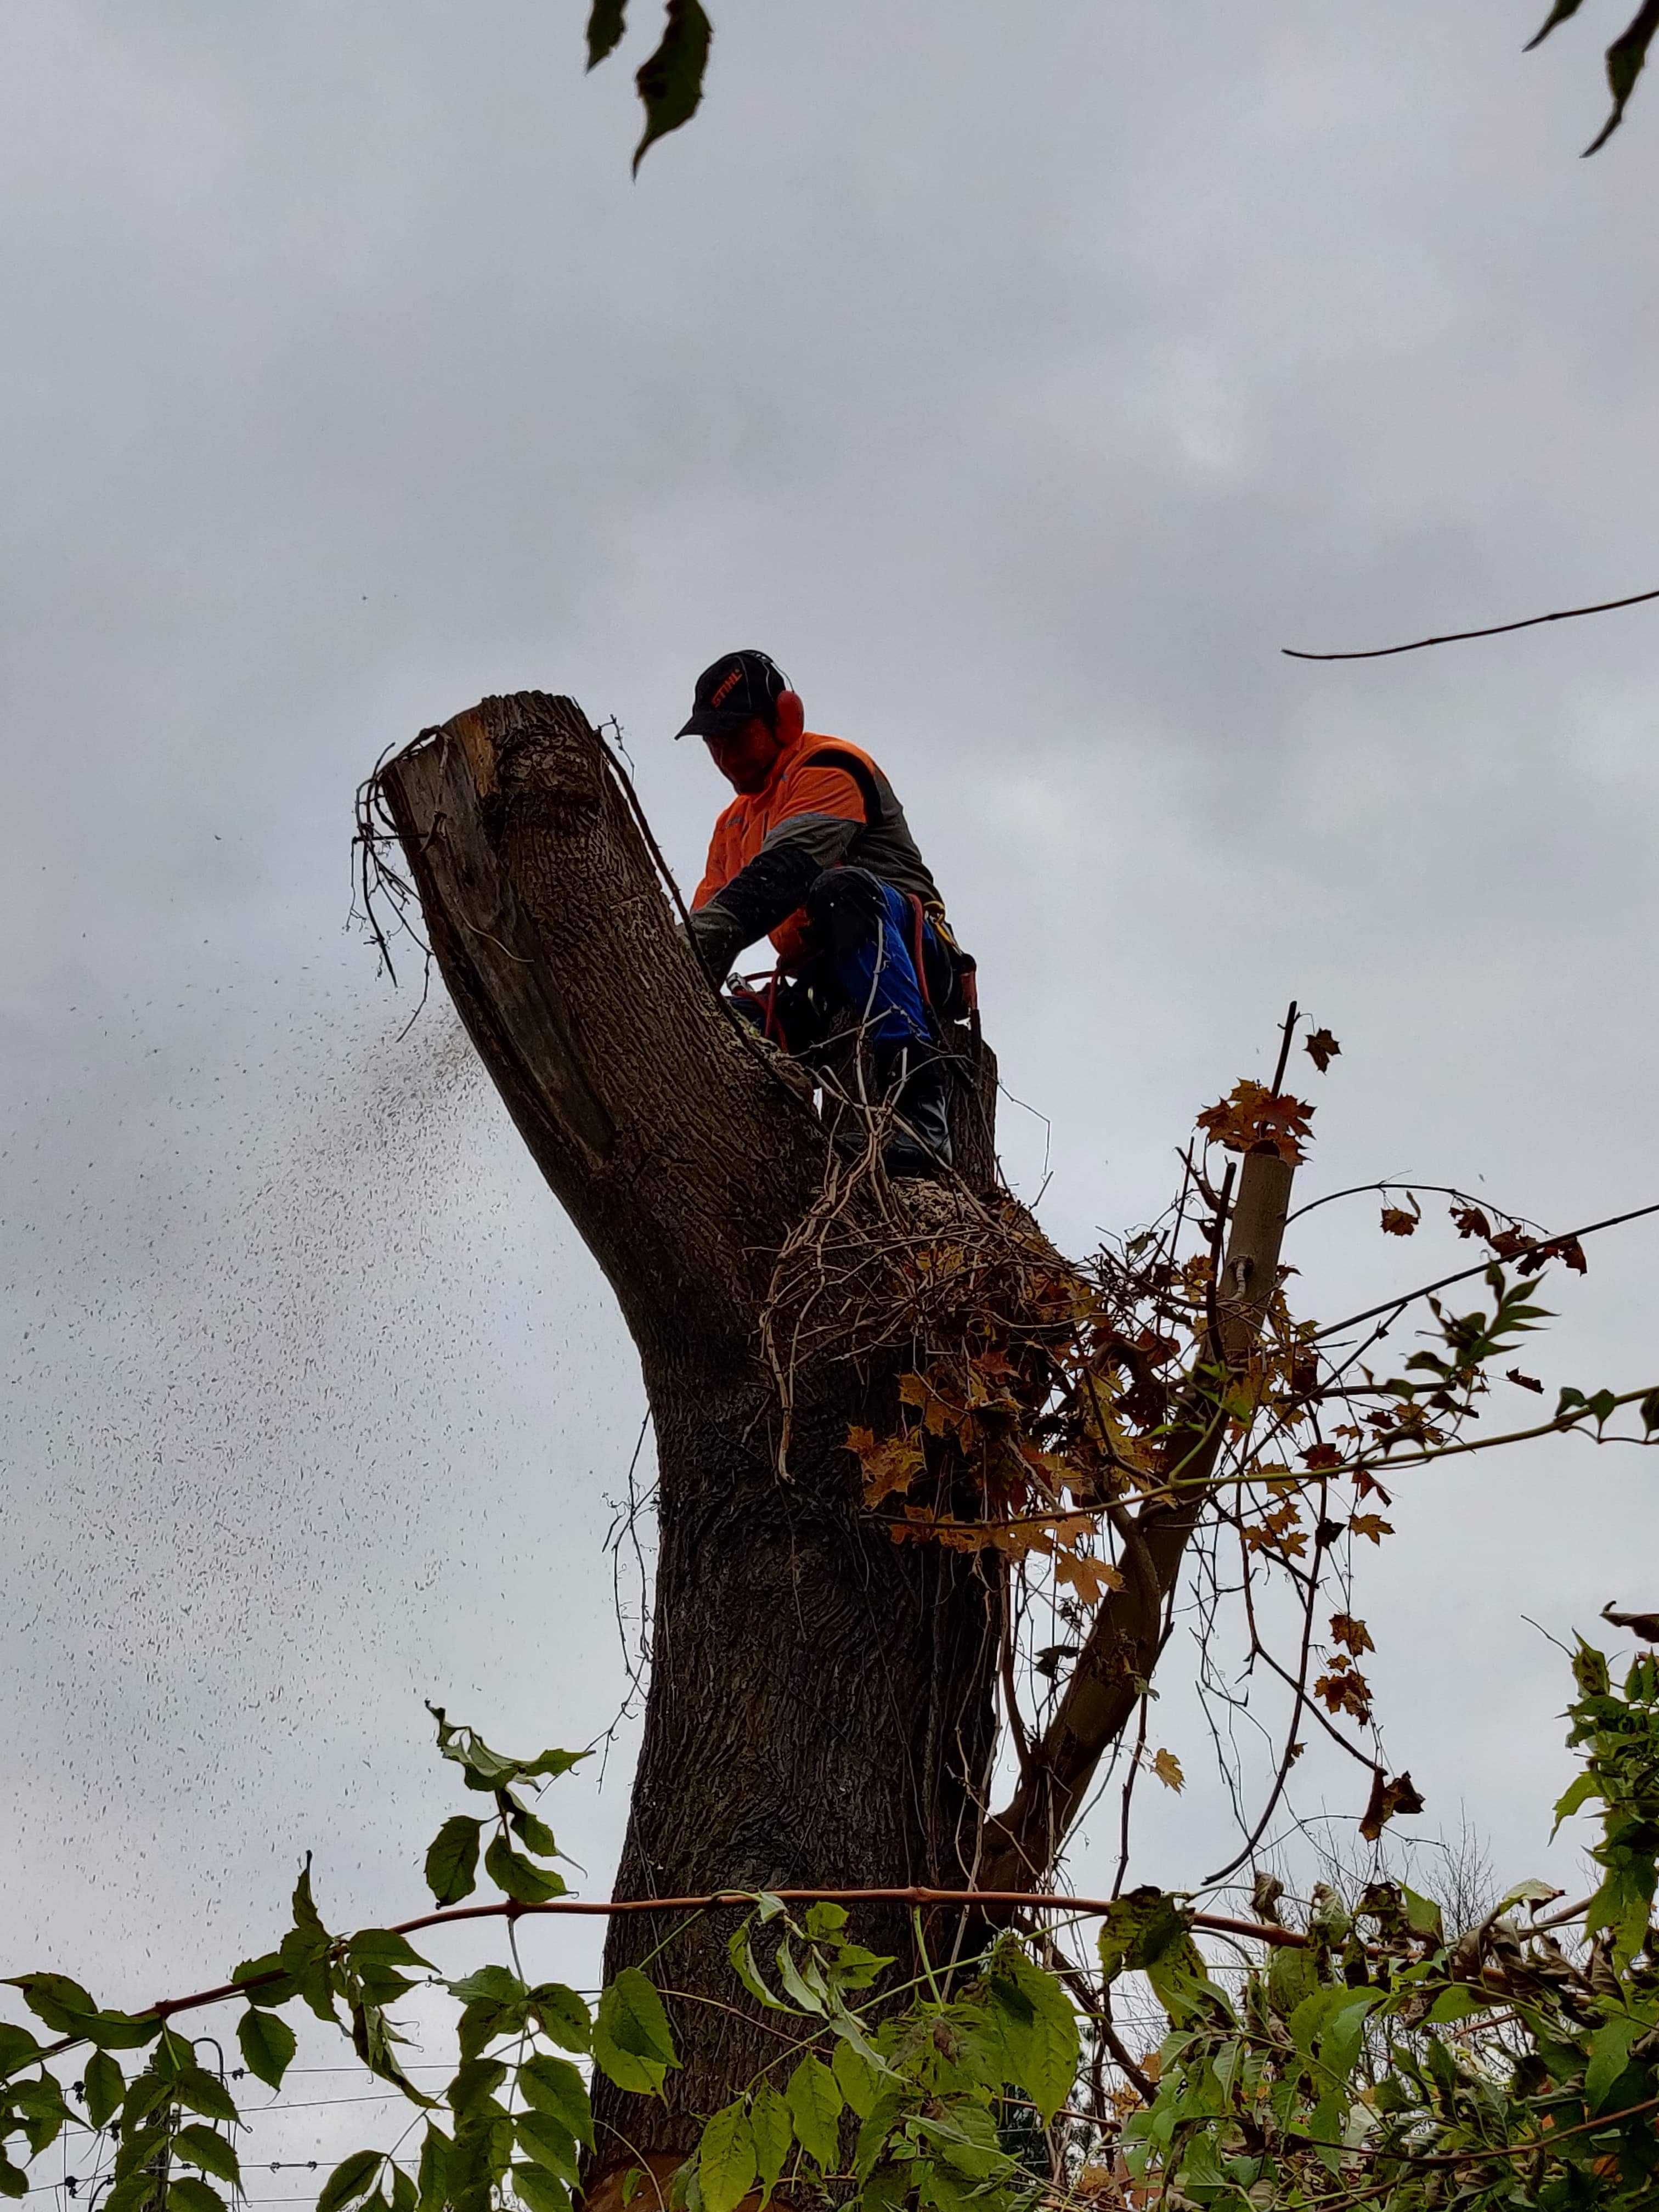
top-left (377, 694), bottom-right (1003, 2190)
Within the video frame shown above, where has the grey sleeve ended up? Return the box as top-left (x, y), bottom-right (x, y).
top-left (757, 811), bottom-right (860, 870)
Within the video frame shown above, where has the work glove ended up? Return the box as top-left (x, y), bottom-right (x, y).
top-left (683, 904), bottom-right (744, 984)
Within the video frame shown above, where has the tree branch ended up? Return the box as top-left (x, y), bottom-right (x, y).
top-left (975, 1145), bottom-right (1297, 1893)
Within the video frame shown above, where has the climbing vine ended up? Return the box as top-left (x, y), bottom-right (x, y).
top-left (5, 1646), bottom-right (1659, 2212)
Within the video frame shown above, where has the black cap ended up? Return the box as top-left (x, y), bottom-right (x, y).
top-left (676, 649), bottom-right (791, 738)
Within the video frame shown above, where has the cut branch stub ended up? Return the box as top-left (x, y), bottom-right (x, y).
top-left (377, 693), bottom-right (824, 1359)
top-left (977, 1143), bottom-right (1296, 1893)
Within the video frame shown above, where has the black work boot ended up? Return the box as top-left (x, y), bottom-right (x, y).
top-left (881, 1045), bottom-right (954, 1179)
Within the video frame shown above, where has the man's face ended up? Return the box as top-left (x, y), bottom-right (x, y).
top-left (703, 715), bottom-right (783, 794)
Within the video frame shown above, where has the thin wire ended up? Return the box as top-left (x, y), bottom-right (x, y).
top-left (1282, 582), bottom-right (1659, 661)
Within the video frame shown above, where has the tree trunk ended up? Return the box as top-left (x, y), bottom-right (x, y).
top-left (377, 696), bottom-right (1002, 2195)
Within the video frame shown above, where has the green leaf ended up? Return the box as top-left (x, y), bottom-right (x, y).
top-left (1586, 2014), bottom-right (1645, 2111)
top-left (1402, 1886), bottom-right (1444, 1939)
top-left (510, 1810), bottom-right (558, 1859)
top-left (631, 0), bottom-right (712, 172)
top-left (172, 2066), bottom-right (239, 2124)
top-left (104, 2180), bottom-right (160, 2212)
top-left (0, 2157), bottom-right (26, 2202)
top-left (1316, 1993), bottom-right (1379, 2092)
top-left (236, 2007), bottom-right (296, 2093)
top-left (447, 1966), bottom-right (527, 2007)
top-left (516, 2113), bottom-right (580, 2186)
top-left (1526, 0), bottom-right (1588, 49)
top-left (7, 1975), bottom-right (96, 2035)
top-left (529, 1984), bottom-right (592, 2053)
top-left (84, 2050), bottom-right (123, 2130)
top-left (484, 1835), bottom-right (566, 1904)
top-left (1266, 1944), bottom-right (1322, 2018)
top-left (785, 2055), bottom-right (842, 2170)
top-left (749, 2083), bottom-right (791, 2203)
top-left (1425, 1985), bottom-right (1486, 2024)
top-left (425, 1818), bottom-right (483, 1906)
top-left (173, 2125), bottom-right (240, 2185)
top-left (87, 2011), bottom-right (165, 2052)
top-left (861, 2165), bottom-right (908, 2212)
top-left (416, 2123), bottom-right (451, 2212)
top-left (519, 1748), bottom-right (588, 1781)
top-left (350, 1931), bottom-right (433, 1972)
top-left (726, 1926), bottom-right (786, 2012)
top-left (292, 1856), bottom-right (328, 1938)
top-left (997, 1950), bottom-right (1078, 2124)
top-left (512, 2163), bottom-right (573, 2212)
top-left (586, 0), bottom-right (628, 69)
top-left (318, 2149), bottom-right (386, 2212)
top-left (773, 1941), bottom-right (825, 2016)
top-left (121, 2071), bottom-right (177, 2131)
top-left (1096, 1890), bottom-right (1189, 1982)
top-left (831, 2038), bottom-right (878, 2119)
top-left (0, 2023), bottom-right (43, 2076)
top-left (592, 1971), bottom-right (678, 2097)
top-left (603, 1969), bottom-right (679, 2063)
top-left (699, 2100), bottom-right (758, 2212)
top-left (448, 2058), bottom-right (508, 2119)
top-left (458, 1996), bottom-right (529, 2062)
top-left (519, 2056), bottom-right (592, 2147)
top-left (168, 2180), bottom-right (227, 2212)
top-left (391, 2166), bottom-right (417, 2212)
top-left (232, 1953), bottom-right (297, 2009)
top-left (1551, 1770), bottom-right (1600, 1833)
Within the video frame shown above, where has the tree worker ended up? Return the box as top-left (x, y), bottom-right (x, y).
top-left (676, 648), bottom-right (974, 1178)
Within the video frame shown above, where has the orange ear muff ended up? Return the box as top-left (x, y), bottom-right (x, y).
top-left (775, 690), bottom-right (805, 742)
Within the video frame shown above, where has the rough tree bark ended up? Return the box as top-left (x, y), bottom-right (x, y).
top-left (378, 696), bottom-right (1003, 2198)
top-left (376, 692), bottom-right (1294, 2201)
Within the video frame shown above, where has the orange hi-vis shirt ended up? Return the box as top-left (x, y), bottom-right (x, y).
top-left (691, 727), bottom-right (940, 964)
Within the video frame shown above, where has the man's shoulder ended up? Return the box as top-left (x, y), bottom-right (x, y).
top-left (793, 730), bottom-right (885, 775)
top-left (786, 731), bottom-right (894, 802)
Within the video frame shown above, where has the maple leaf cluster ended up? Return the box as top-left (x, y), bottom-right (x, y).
top-left (1195, 1079), bottom-right (1316, 1165)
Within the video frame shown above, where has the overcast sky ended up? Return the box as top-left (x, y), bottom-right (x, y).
top-left (5, 0), bottom-right (1659, 2170)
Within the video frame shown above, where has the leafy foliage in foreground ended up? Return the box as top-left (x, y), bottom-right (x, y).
top-left (1528, 0), bottom-right (1659, 153)
top-left (4, 1645), bottom-right (1659, 2212)
top-left (579, 0), bottom-right (1658, 168)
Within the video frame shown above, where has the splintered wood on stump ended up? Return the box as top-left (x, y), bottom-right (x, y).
top-left (377, 695), bottom-right (1002, 2193)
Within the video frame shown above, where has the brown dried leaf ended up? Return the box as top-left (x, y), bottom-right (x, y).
top-left (1506, 1367), bottom-right (1545, 1393)
top-left (1329, 1612), bottom-right (1375, 1656)
top-left (1304, 1026), bottom-right (1341, 1074)
top-left (1380, 1203), bottom-right (1419, 1237)
top-left (1314, 1662), bottom-right (1374, 1725)
top-left (1359, 1768), bottom-right (1425, 1842)
top-left (1349, 1513), bottom-right (1393, 1545)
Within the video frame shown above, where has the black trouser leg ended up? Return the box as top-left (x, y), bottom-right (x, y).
top-left (874, 1040), bottom-right (954, 1178)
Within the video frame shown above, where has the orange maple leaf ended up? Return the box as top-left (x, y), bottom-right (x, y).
top-left (1195, 1079), bottom-right (1316, 1165)
top-left (1054, 1550), bottom-right (1124, 1606)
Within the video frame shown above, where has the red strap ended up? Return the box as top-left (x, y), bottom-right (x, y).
top-left (906, 894), bottom-right (933, 1011)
